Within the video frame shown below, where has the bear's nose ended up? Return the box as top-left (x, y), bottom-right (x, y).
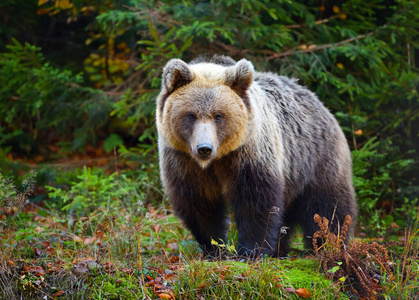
top-left (197, 144), bottom-right (213, 158)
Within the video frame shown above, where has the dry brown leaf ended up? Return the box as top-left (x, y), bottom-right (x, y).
top-left (45, 247), bottom-right (55, 256)
top-left (34, 266), bottom-right (45, 276)
top-left (73, 235), bottom-right (82, 243)
top-left (34, 248), bottom-right (43, 256)
top-left (42, 241), bottom-right (52, 248)
top-left (83, 237), bottom-right (96, 245)
top-left (168, 255), bottom-right (179, 263)
top-left (53, 290), bottom-right (65, 297)
top-left (95, 230), bottom-right (105, 239)
top-left (34, 227), bottom-right (45, 233)
top-left (121, 268), bottom-right (132, 274)
top-left (295, 287), bottom-right (311, 298)
top-left (33, 215), bottom-right (44, 222)
top-left (167, 243), bottom-right (179, 251)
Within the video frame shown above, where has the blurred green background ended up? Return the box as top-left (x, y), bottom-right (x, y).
top-left (0, 0), bottom-right (418, 236)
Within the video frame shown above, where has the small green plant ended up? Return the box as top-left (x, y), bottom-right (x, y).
top-left (382, 214), bottom-right (419, 299)
top-left (210, 238), bottom-right (237, 255)
top-left (89, 272), bottom-right (145, 300)
top-left (46, 164), bottom-right (162, 217)
top-left (352, 138), bottom-right (415, 236)
top-left (0, 173), bottom-right (17, 208)
top-left (47, 167), bottom-right (118, 214)
top-left (0, 172), bottom-right (36, 228)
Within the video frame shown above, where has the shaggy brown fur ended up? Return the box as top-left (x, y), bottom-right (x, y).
top-left (156, 55), bottom-right (357, 258)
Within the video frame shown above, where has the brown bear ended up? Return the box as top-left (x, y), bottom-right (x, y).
top-left (156, 55), bottom-right (357, 258)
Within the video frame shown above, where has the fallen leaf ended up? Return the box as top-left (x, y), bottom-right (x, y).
top-left (164, 273), bottom-right (177, 281)
top-left (167, 243), bottom-right (178, 251)
top-left (83, 237), bottom-right (96, 245)
top-left (158, 294), bottom-right (172, 299)
top-left (34, 266), bottom-right (45, 276)
top-left (42, 241), bottom-right (52, 248)
top-left (121, 268), bottom-right (132, 274)
top-left (95, 230), bottom-right (105, 239)
top-left (146, 280), bottom-right (155, 286)
top-left (354, 129), bottom-right (363, 135)
top-left (7, 260), bottom-right (14, 266)
top-left (285, 287), bottom-right (295, 293)
top-left (72, 257), bottom-right (99, 274)
top-left (33, 215), bottom-right (44, 222)
top-left (35, 227), bottom-right (45, 233)
top-left (168, 255), bottom-right (179, 263)
top-left (53, 290), bottom-right (65, 297)
top-left (295, 287), bottom-right (311, 298)
top-left (153, 224), bottom-right (161, 233)
top-left (45, 247), bottom-right (55, 256)
top-left (73, 236), bottom-right (83, 243)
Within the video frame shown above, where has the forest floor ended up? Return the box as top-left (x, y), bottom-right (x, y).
top-left (0, 199), bottom-right (418, 300)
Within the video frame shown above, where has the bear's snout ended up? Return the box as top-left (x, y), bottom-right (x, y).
top-left (191, 122), bottom-right (218, 164)
top-left (197, 143), bottom-right (213, 159)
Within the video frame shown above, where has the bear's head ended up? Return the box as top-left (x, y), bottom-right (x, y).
top-left (156, 57), bottom-right (255, 168)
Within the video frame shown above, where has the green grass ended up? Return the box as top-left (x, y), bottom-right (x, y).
top-left (1, 199), bottom-right (418, 299)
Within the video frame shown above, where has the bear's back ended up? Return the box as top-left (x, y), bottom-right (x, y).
top-left (254, 71), bottom-right (351, 200)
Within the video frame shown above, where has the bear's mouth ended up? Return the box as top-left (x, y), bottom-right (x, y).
top-left (191, 144), bottom-right (217, 169)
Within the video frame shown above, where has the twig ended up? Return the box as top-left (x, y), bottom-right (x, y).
top-left (284, 15), bottom-right (340, 29)
top-left (267, 30), bottom-right (378, 61)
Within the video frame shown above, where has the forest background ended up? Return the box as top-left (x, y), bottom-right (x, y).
top-left (0, 0), bottom-right (418, 299)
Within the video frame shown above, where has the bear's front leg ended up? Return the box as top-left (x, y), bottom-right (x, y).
top-left (161, 149), bottom-right (229, 258)
top-left (230, 165), bottom-right (285, 258)
top-left (175, 198), bottom-right (228, 258)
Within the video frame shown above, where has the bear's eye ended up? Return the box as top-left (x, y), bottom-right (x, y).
top-left (188, 113), bottom-right (196, 121)
top-left (214, 114), bottom-right (222, 123)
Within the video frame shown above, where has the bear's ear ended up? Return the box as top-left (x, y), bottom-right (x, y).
top-left (162, 59), bottom-right (194, 94)
top-left (225, 59), bottom-right (254, 97)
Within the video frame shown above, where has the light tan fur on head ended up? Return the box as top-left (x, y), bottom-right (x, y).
top-left (156, 58), bottom-right (255, 168)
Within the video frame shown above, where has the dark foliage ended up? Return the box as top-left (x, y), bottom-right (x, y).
top-left (0, 0), bottom-right (418, 234)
